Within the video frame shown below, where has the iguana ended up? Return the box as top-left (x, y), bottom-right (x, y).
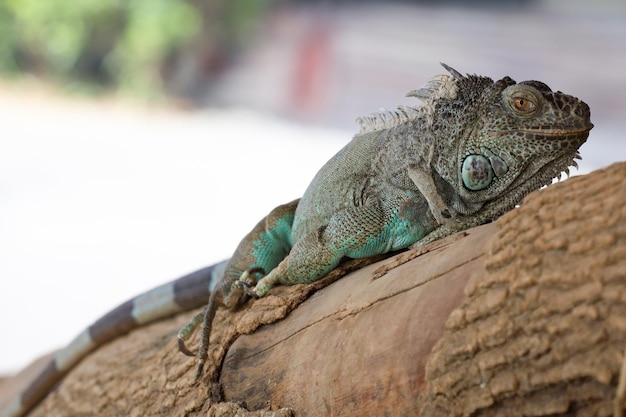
top-left (1, 64), bottom-right (593, 417)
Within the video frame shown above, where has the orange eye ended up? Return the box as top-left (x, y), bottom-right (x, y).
top-left (513, 97), bottom-right (535, 111)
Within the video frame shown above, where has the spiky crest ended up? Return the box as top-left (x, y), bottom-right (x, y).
top-left (356, 63), bottom-right (461, 134)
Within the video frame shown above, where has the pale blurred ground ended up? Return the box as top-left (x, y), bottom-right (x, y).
top-left (1, 0), bottom-right (625, 375)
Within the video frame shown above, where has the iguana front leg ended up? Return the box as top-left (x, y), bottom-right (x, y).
top-left (177, 199), bottom-right (299, 378)
top-left (406, 165), bottom-right (460, 230)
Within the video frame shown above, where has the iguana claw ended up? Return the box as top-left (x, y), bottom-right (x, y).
top-left (178, 338), bottom-right (196, 357)
top-left (235, 279), bottom-right (259, 299)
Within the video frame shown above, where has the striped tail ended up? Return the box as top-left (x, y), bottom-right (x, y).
top-left (1, 260), bottom-right (228, 417)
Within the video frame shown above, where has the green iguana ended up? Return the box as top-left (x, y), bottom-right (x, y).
top-left (2, 64), bottom-right (593, 417)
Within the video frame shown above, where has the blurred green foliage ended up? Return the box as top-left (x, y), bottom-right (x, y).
top-left (0, 0), bottom-right (268, 99)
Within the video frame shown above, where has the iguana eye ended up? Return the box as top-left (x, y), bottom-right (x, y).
top-left (502, 84), bottom-right (545, 119)
top-left (503, 85), bottom-right (542, 118)
top-left (513, 97), bottom-right (535, 111)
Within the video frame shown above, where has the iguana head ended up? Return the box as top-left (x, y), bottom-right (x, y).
top-left (430, 64), bottom-right (593, 219)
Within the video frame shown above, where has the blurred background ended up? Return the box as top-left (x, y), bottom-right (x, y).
top-left (1, 0), bottom-right (625, 375)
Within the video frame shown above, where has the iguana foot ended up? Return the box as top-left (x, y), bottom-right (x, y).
top-left (437, 208), bottom-right (459, 230)
top-left (234, 280), bottom-right (259, 299)
top-left (245, 268), bottom-right (284, 298)
top-left (224, 267), bottom-right (265, 303)
top-left (407, 166), bottom-right (460, 230)
top-left (177, 306), bottom-right (208, 356)
top-left (178, 338), bottom-right (196, 357)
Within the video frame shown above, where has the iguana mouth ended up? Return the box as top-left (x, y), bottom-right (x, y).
top-left (493, 126), bottom-right (593, 137)
top-left (518, 125), bottom-right (594, 136)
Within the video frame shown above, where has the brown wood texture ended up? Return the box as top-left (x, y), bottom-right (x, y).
top-left (419, 162), bottom-right (626, 417)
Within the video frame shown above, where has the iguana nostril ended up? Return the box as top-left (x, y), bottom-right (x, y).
top-left (574, 102), bottom-right (590, 119)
